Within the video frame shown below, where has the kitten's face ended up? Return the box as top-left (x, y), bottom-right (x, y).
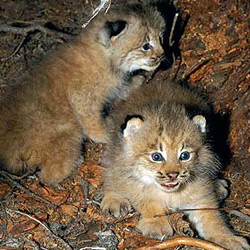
top-left (122, 113), bottom-right (214, 193)
top-left (118, 27), bottom-right (165, 72)
top-left (137, 138), bottom-right (197, 193)
top-left (98, 7), bottom-right (166, 73)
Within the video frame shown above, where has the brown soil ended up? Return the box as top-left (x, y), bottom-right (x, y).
top-left (0, 0), bottom-right (249, 249)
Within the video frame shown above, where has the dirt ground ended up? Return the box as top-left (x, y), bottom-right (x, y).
top-left (0, 0), bottom-right (249, 249)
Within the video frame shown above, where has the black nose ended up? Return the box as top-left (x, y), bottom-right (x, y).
top-left (166, 172), bottom-right (179, 179)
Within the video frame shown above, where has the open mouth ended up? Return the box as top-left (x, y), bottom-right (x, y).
top-left (161, 181), bottom-right (179, 189)
top-left (148, 60), bottom-right (160, 67)
top-left (142, 62), bottom-right (160, 71)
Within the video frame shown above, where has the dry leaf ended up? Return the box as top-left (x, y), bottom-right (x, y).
top-left (61, 204), bottom-right (78, 216)
top-left (80, 164), bottom-right (105, 188)
top-left (0, 183), bottom-right (11, 198)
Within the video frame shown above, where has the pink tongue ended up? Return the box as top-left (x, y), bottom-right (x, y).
top-left (163, 182), bottom-right (178, 188)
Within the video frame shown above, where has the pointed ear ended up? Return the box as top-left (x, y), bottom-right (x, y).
top-left (99, 20), bottom-right (127, 47)
top-left (123, 117), bottom-right (144, 139)
top-left (192, 115), bottom-right (206, 133)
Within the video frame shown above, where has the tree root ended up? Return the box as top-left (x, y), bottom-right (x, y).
top-left (134, 236), bottom-right (226, 250)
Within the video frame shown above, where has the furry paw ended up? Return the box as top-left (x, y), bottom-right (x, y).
top-left (101, 194), bottom-right (131, 218)
top-left (213, 235), bottom-right (249, 250)
top-left (215, 178), bottom-right (229, 201)
top-left (137, 217), bottom-right (174, 239)
top-left (38, 162), bottom-right (73, 184)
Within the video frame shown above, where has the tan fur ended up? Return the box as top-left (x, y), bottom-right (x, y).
top-left (0, 3), bottom-right (166, 184)
top-left (101, 81), bottom-right (249, 250)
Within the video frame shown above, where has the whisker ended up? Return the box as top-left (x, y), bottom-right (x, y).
top-left (161, 57), bottom-right (172, 66)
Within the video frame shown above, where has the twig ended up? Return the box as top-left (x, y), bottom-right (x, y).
top-left (168, 13), bottom-right (180, 80)
top-left (6, 208), bottom-right (73, 250)
top-left (82, 0), bottom-right (112, 28)
top-left (2, 167), bottom-right (37, 180)
top-left (134, 236), bottom-right (226, 250)
top-left (0, 24), bottom-right (48, 34)
top-left (170, 52), bottom-right (181, 81)
top-left (61, 210), bottom-right (86, 237)
top-left (81, 178), bottom-right (90, 210)
top-left (0, 170), bottom-right (57, 208)
top-left (170, 52), bottom-right (176, 77)
top-left (181, 53), bottom-right (214, 80)
top-left (0, 36), bottom-right (26, 62)
top-left (169, 13), bottom-right (179, 47)
top-left (154, 207), bottom-right (237, 218)
top-left (6, 208), bottom-right (50, 231)
top-left (229, 210), bottom-right (250, 223)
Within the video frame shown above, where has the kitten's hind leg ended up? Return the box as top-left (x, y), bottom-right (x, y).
top-left (38, 134), bottom-right (82, 184)
top-left (101, 192), bottom-right (132, 218)
top-left (188, 208), bottom-right (249, 250)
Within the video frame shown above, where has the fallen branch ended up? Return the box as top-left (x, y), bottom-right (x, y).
top-left (0, 24), bottom-right (74, 39)
top-left (134, 236), bottom-right (226, 250)
top-left (6, 208), bottom-right (73, 250)
top-left (0, 24), bottom-right (48, 34)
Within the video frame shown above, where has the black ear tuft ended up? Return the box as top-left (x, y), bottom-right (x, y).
top-left (99, 20), bottom-right (127, 47)
top-left (120, 115), bottom-right (144, 133)
top-left (105, 20), bottom-right (127, 38)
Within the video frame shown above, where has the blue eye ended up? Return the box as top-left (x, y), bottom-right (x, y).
top-left (142, 43), bottom-right (152, 51)
top-left (151, 152), bottom-right (164, 162)
top-left (179, 151), bottom-right (190, 161)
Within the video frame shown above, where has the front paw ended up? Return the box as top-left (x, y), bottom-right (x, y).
top-left (213, 235), bottom-right (249, 250)
top-left (215, 178), bottom-right (229, 201)
top-left (137, 217), bottom-right (173, 239)
top-left (101, 194), bottom-right (131, 218)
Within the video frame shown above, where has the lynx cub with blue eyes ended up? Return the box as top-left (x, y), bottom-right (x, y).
top-left (101, 82), bottom-right (249, 250)
top-left (0, 3), bottom-right (165, 184)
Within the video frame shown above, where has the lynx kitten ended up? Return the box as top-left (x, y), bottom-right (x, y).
top-left (101, 81), bottom-right (249, 250)
top-left (0, 3), bottom-right (166, 184)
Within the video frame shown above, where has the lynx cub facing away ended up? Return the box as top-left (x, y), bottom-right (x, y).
top-left (0, 4), bottom-right (165, 183)
top-left (101, 82), bottom-right (249, 250)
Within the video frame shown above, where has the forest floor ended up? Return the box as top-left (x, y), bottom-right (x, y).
top-left (0, 0), bottom-right (249, 249)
